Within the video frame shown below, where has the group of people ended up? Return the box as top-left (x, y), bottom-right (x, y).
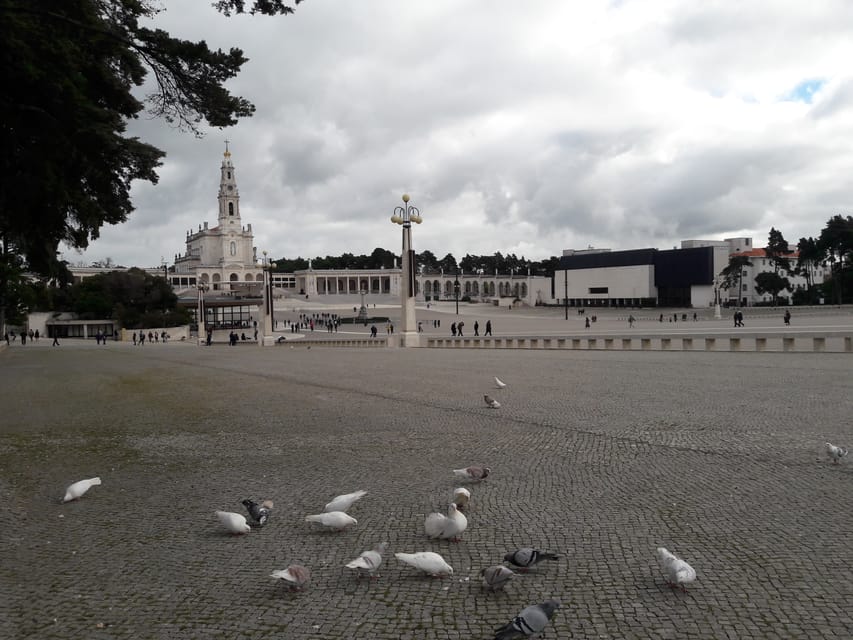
top-left (4, 328), bottom-right (61, 346)
top-left (131, 330), bottom-right (171, 345)
top-left (451, 319), bottom-right (492, 337)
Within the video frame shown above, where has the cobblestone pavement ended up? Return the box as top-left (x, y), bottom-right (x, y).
top-left (1, 343), bottom-right (851, 639)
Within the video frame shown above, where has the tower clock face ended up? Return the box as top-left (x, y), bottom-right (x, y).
top-left (227, 185), bottom-right (234, 191)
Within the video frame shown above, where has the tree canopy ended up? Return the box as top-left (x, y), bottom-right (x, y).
top-left (0, 0), bottom-right (304, 330)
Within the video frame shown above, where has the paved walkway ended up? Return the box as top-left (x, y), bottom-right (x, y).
top-left (1, 343), bottom-right (851, 639)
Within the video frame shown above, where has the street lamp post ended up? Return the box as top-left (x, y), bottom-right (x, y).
top-left (454, 268), bottom-right (460, 315)
top-left (358, 288), bottom-right (368, 325)
top-left (196, 283), bottom-right (208, 345)
top-left (257, 251), bottom-right (277, 345)
top-left (713, 276), bottom-right (722, 319)
top-left (390, 194), bottom-right (423, 346)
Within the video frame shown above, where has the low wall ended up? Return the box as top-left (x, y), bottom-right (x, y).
top-left (425, 333), bottom-right (853, 353)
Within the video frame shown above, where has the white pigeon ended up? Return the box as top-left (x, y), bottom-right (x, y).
top-left (305, 511), bottom-right (357, 531)
top-left (324, 489), bottom-right (367, 513)
top-left (453, 465), bottom-right (491, 481)
top-left (270, 564), bottom-right (311, 590)
top-left (62, 477), bottom-right (101, 502)
top-left (481, 565), bottom-right (516, 591)
top-left (424, 503), bottom-right (468, 541)
top-left (825, 442), bottom-right (849, 464)
top-left (394, 551), bottom-right (453, 576)
top-left (216, 510), bottom-right (251, 534)
top-left (484, 394), bottom-right (501, 409)
top-left (452, 487), bottom-right (471, 510)
top-left (345, 542), bottom-right (389, 578)
top-left (656, 547), bottom-right (697, 591)
top-left (494, 376), bottom-right (507, 389)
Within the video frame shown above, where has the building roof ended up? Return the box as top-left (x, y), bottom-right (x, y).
top-left (730, 249), bottom-right (800, 258)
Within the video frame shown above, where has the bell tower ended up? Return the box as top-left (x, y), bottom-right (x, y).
top-left (218, 140), bottom-right (240, 227)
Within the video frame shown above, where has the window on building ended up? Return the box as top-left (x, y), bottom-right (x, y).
top-left (228, 202), bottom-right (234, 216)
top-left (589, 287), bottom-right (609, 294)
top-left (742, 284), bottom-right (747, 290)
top-left (230, 241), bottom-right (236, 256)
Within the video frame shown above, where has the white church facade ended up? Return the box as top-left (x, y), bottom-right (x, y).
top-left (171, 144), bottom-right (262, 291)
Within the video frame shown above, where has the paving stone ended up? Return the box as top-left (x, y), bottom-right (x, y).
top-left (0, 343), bottom-right (851, 639)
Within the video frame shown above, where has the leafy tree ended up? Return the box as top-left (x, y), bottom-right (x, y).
top-left (764, 227), bottom-right (791, 274)
top-left (438, 253), bottom-right (458, 273)
top-left (368, 247), bottom-right (397, 269)
top-left (719, 254), bottom-right (753, 304)
top-left (67, 268), bottom-right (187, 327)
top-left (417, 250), bottom-right (440, 273)
top-left (817, 215), bottom-right (853, 304)
top-left (795, 236), bottom-right (823, 302)
top-left (754, 271), bottom-right (790, 306)
top-left (0, 0), bottom-right (305, 332)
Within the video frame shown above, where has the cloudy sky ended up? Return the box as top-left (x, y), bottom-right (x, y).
top-left (65, 0), bottom-right (853, 268)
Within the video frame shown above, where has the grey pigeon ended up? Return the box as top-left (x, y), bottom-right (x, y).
top-left (453, 465), bottom-right (491, 481)
top-left (484, 394), bottom-right (501, 408)
top-left (503, 548), bottom-right (560, 571)
top-left (481, 565), bottom-right (516, 591)
top-left (493, 599), bottom-right (560, 639)
top-left (242, 499), bottom-right (273, 526)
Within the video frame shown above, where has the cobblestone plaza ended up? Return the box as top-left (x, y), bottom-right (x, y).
top-left (1, 340), bottom-right (851, 639)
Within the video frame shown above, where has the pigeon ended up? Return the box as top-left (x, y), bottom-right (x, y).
top-left (62, 477), bottom-right (101, 502)
top-left (424, 503), bottom-right (468, 541)
top-left (452, 487), bottom-right (471, 510)
top-left (394, 551), bottom-right (453, 576)
top-left (481, 565), bottom-right (516, 591)
top-left (493, 600), bottom-right (561, 639)
top-left (216, 510), bottom-right (251, 534)
top-left (453, 466), bottom-right (491, 481)
top-left (324, 490), bottom-right (367, 513)
top-left (345, 542), bottom-right (389, 578)
top-left (484, 394), bottom-right (501, 409)
top-left (503, 548), bottom-right (560, 571)
top-left (825, 442), bottom-right (849, 464)
top-left (305, 511), bottom-right (357, 531)
top-left (242, 499), bottom-right (273, 526)
top-left (494, 377), bottom-right (507, 389)
top-left (656, 547), bottom-right (697, 591)
top-left (270, 564), bottom-right (311, 590)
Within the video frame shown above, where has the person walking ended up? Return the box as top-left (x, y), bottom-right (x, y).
top-left (484, 320), bottom-right (492, 336)
top-left (474, 321), bottom-right (479, 336)
top-left (783, 309), bottom-right (791, 326)
top-left (52, 332), bottom-right (60, 346)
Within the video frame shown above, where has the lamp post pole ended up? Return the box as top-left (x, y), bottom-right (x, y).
top-left (258, 251), bottom-right (277, 345)
top-left (714, 276), bottom-right (722, 319)
top-left (196, 283), bottom-right (207, 345)
top-left (390, 194), bottom-right (423, 347)
top-left (454, 268), bottom-right (460, 315)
